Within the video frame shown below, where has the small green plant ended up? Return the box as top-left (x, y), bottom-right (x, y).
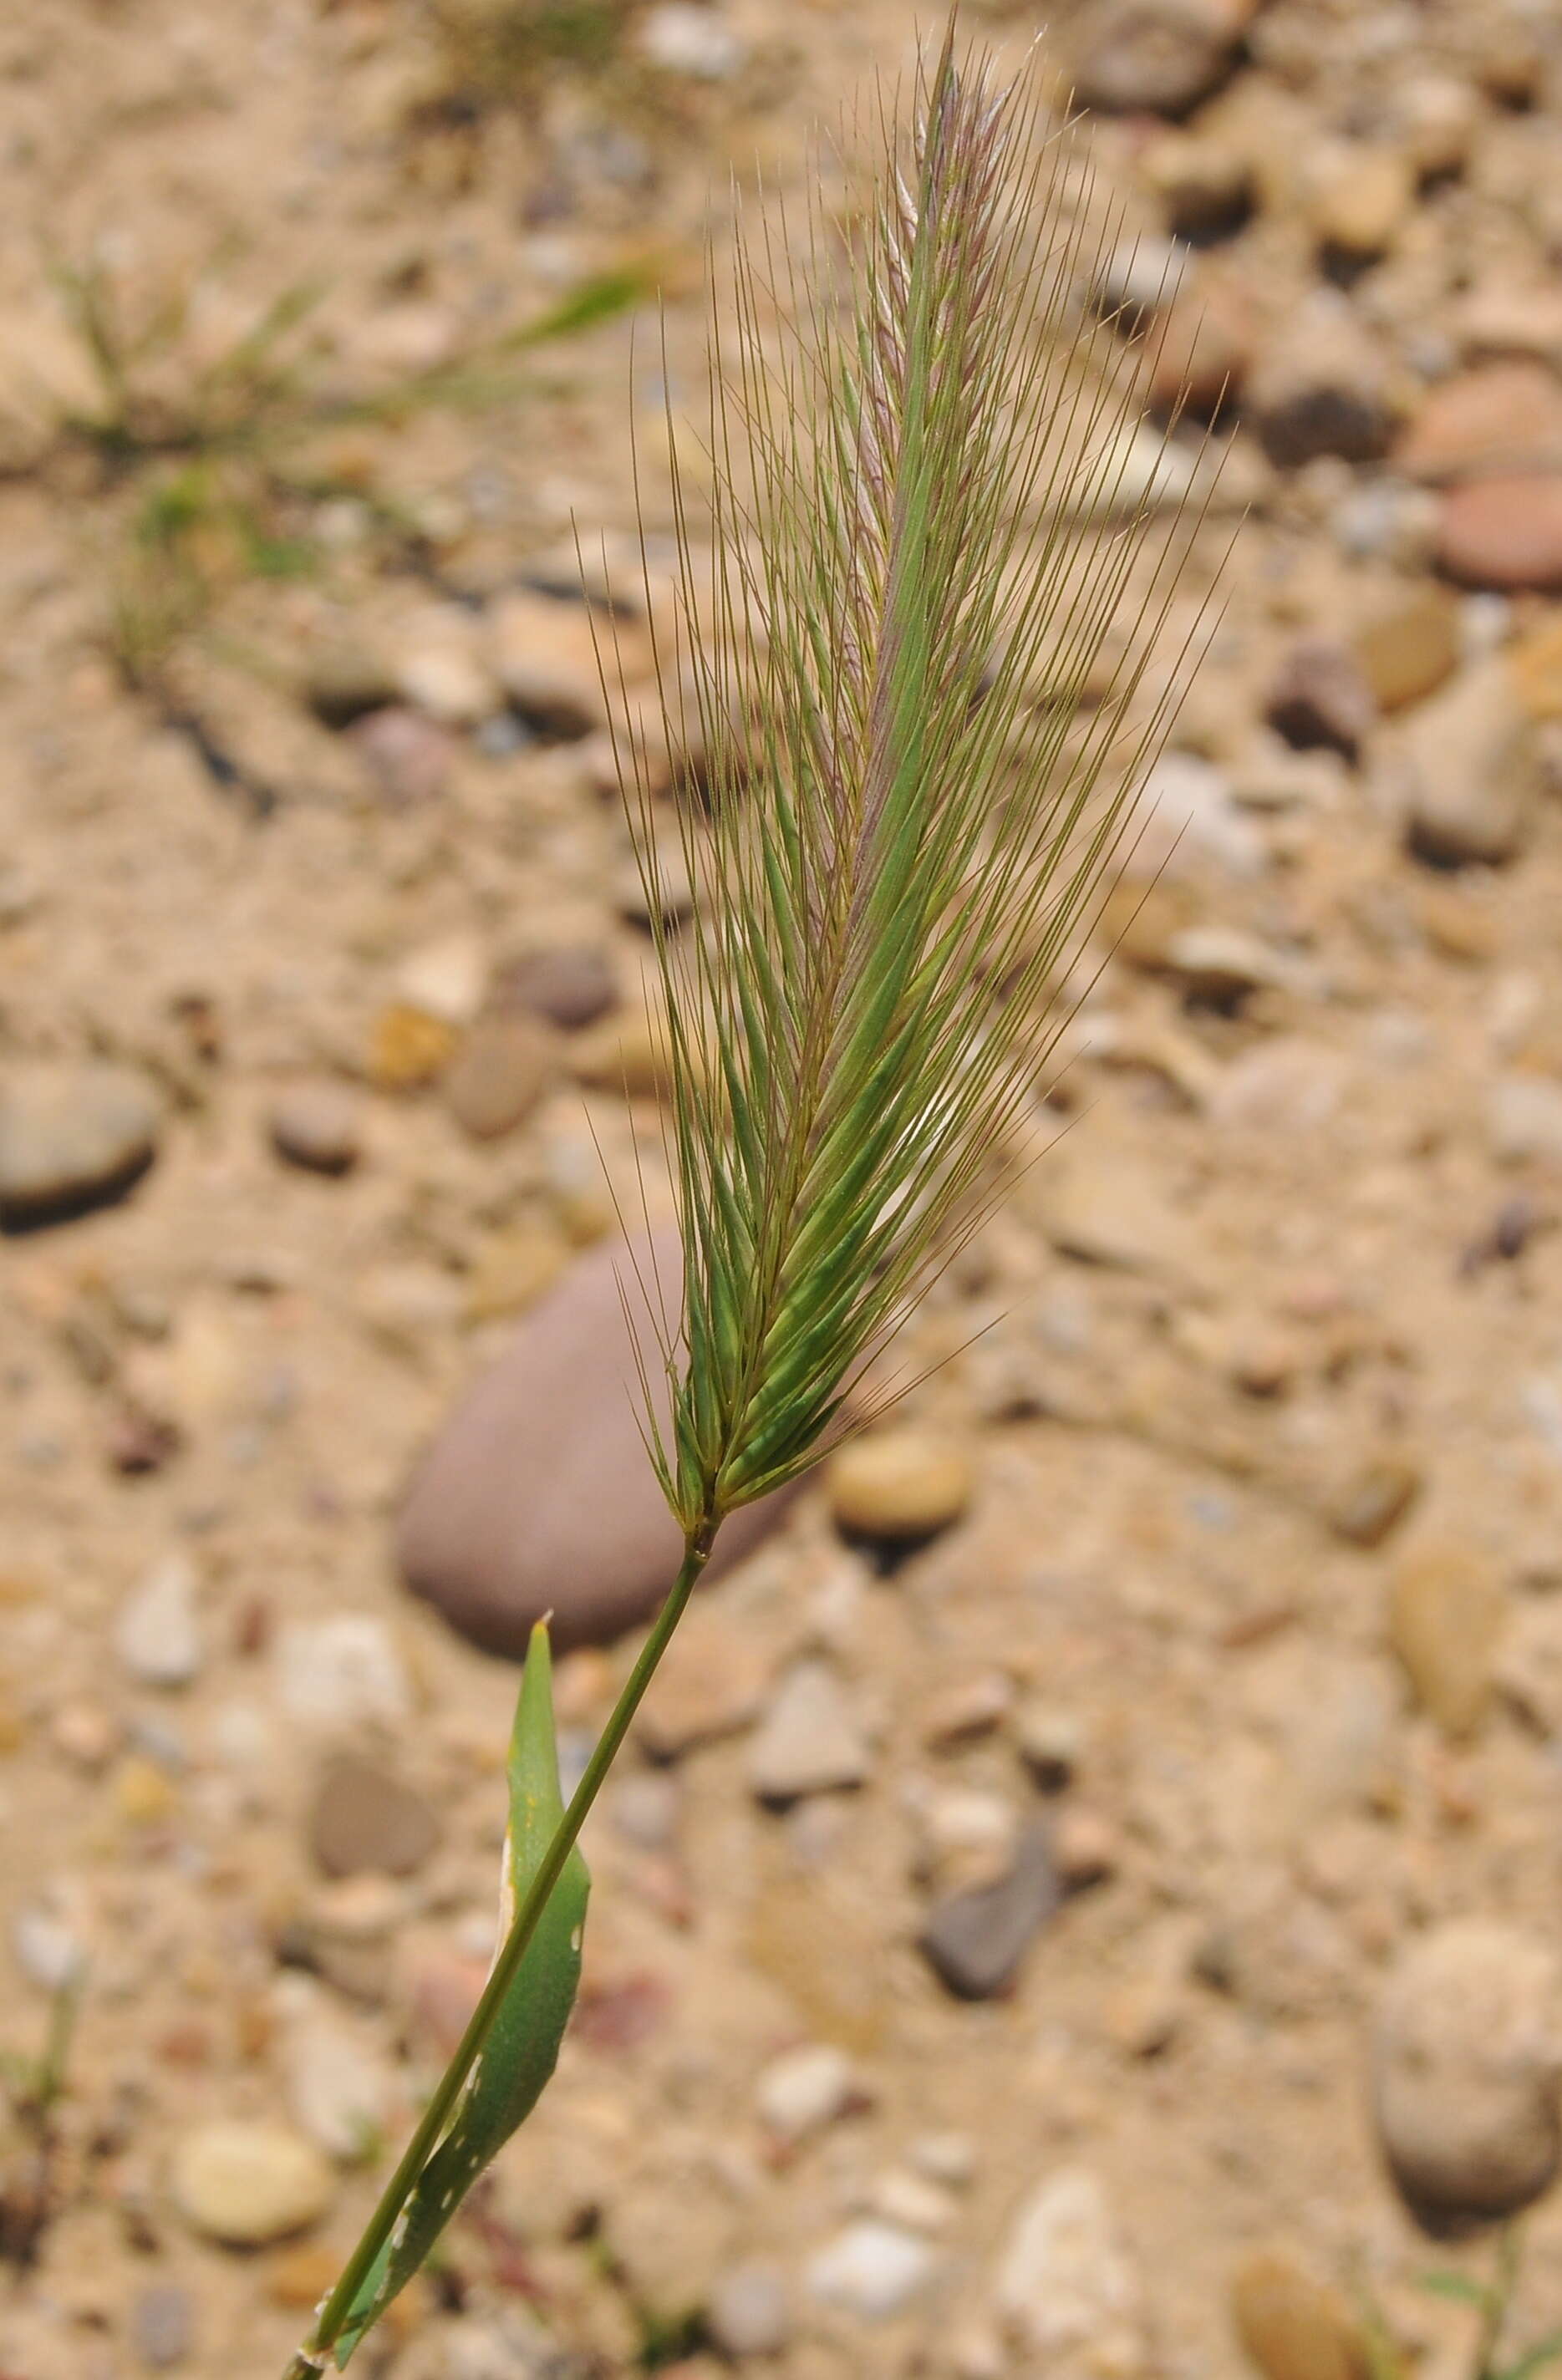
top-left (282, 19), bottom-right (1207, 2372)
top-left (1356, 2231), bottom-right (1562, 2380)
top-left (28, 249), bottom-right (649, 689)
top-left (0, 1973), bottom-right (83, 2270)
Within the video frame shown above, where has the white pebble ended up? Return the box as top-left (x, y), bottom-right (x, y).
top-left (115, 1555), bottom-right (203, 1689)
top-left (756, 2042), bottom-right (858, 2141)
top-left (274, 1615), bottom-right (411, 1737)
top-left (806, 2220), bottom-right (939, 2320)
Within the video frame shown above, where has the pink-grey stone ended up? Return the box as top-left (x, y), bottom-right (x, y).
top-left (397, 1231), bottom-right (791, 1654)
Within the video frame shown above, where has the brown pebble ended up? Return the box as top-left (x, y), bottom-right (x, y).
top-left (367, 1004), bottom-right (457, 1091)
top-left (308, 1756), bottom-right (440, 1879)
top-left (1351, 585), bottom-right (1461, 714)
top-left (1437, 477), bottom-right (1562, 592)
top-left (1325, 1456), bottom-right (1422, 1547)
top-left (442, 1014), bottom-right (553, 1140)
top-left (269, 1083), bottom-right (363, 1177)
top-left (498, 944), bottom-right (618, 1030)
top-left (1388, 1545), bottom-right (1506, 1739)
top-left (1230, 2246), bottom-right (1369, 2380)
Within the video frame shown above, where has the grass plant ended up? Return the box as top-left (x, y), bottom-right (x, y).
top-left (282, 17), bottom-right (1213, 2370)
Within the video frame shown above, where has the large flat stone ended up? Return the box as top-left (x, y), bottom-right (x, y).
top-left (397, 1230), bottom-right (791, 1655)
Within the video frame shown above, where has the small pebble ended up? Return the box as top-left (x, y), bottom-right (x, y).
top-left (308, 1756), bottom-right (440, 1879)
top-left (919, 1826), bottom-right (1058, 2001)
top-left (170, 2120), bottom-right (335, 2246)
top-left (994, 2168), bottom-right (1145, 2366)
top-left (1229, 2246), bottom-right (1369, 2380)
top-left (1437, 478), bottom-right (1562, 593)
top-left (638, 0), bottom-right (745, 79)
top-left (0, 1062), bottom-right (163, 1227)
top-left (707, 2261), bottom-right (793, 2357)
top-left (442, 1014), bottom-right (552, 1141)
top-left (1388, 1546), bottom-right (1506, 1740)
top-left (1372, 1922), bottom-right (1560, 2232)
top-left (275, 1615), bottom-right (411, 1736)
top-left (806, 2219), bottom-right (939, 2320)
top-left (1325, 1456), bottom-right (1422, 1548)
top-left (132, 2284), bottom-right (193, 2371)
top-left (115, 1556), bottom-right (203, 1690)
top-left (498, 945), bottom-right (618, 1031)
top-left (748, 1660), bottom-right (870, 1803)
top-left (269, 1083), bottom-right (363, 1177)
top-left (1265, 641), bottom-right (1375, 760)
top-left (827, 1431), bottom-right (973, 1543)
top-left (487, 588), bottom-right (614, 738)
top-left (1071, 0), bottom-right (1238, 117)
top-left (756, 2042), bottom-right (860, 2141)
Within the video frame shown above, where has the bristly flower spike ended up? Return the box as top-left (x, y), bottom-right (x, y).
top-left (630, 18), bottom-right (1217, 1541)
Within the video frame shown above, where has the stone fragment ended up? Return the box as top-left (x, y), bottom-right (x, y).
top-left (12, 1905), bottom-right (87, 1991)
top-left (806, 2220), bottom-right (939, 2320)
top-left (1350, 585), bottom-right (1460, 713)
top-left (748, 1660), bottom-right (870, 1803)
top-left (304, 648), bottom-right (397, 730)
top-left (1039, 1159), bottom-right (1199, 1278)
top-left (994, 2169), bottom-right (1146, 2370)
top-left (1146, 285), bottom-right (1252, 420)
top-left (1141, 132), bottom-right (1254, 241)
top-left (346, 706), bottom-right (455, 807)
top-left (308, 1756), bottom-right (440, 1879)
top-left (636, 1610), bottom-right (771, 1758)
top-left (1395, 662), bottom-right (1540, 866)
top-left (1396, 364), bottom-right (1562, 484)
top-left (275, 1616), bottom-right (412, 1737)
top-left (1325, 1456), bottom-right (1422, 1548)
top-left (442, 1015), bottom-right (552, 1141)
top-left (1372, 1923), bottom-right (1561, 2232)
top-left (707, 2261), bottom-right (793, 2357)
top-left (1091, 236), bottom-right (1189, 331)
top-left (269, 1082), bottom-right (363, 1177)
top-left (170, 2121), bottom-right (334, 2246)
top-left (398, 1232), bottom-right (790, 1654)
top-left (1249, 303), bottom-right (1397, 467)
top-left (1438, 478), bottom-right (1562, 593)
top-left (1388, 1547), bottom-right (1506, 1738)
top-left (393, 636), bottom-right (496, 727)
top-left (638, 0), bottom-right (745, 78)
top-left (461, 1227), bottom-right (569, 1324)
top-left (756, 2042), bottom-right (860, 2141)
top-left (499, 945), bottom-right (618, 1030)
top-left (1015, 1703), bottom-right (1086, 1788)
top-left (1071, 0), bottom-right (1239, 118)
top-left (1394, 74), bottom-right (1480, 181)
top-left (918, 1827), bottom-right (1058, 2001)
top-left (1307, 149), bottom-right (1413, 262)
top-left (366, 1004), bottom-right (456, 1091)
top-left (827, 1432), bottom-right (973, 1543)
top-left (1229, 2246), bottom-right (1369, 2380)
top-left (1265, 641), bottom-right (1374, 759)
top-left (115, 1555), bottom-right (202, 1689)
top-left (132, 2285), bottom-right (193, 2371)
top-left (1509, 617), bottom-right (1562, 721)
top-left (0, 1063), bottom-right (163, 1228)
top-left (1489, 1073), bottom-right (1562, 1165)
top-left (488, 588), bottom-right (615, 739)
top-left (570, 999), bottom-right (679, 1099)
top-left (397, 933), bottom-right (488, 1028)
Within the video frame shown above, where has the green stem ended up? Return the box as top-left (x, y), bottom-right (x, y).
top-left (282, 1519), bottom-right (719, 2379)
